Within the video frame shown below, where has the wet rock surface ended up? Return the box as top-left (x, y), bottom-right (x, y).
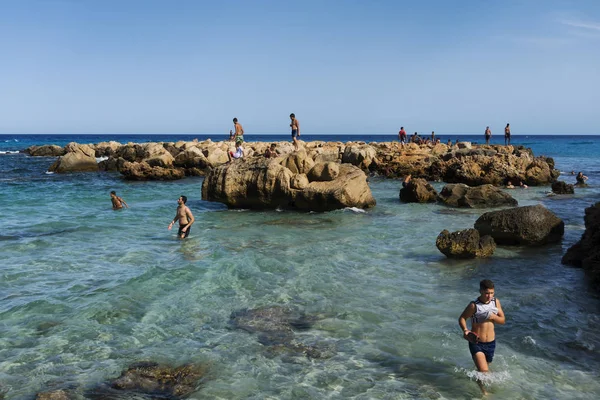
top-left (437, 183), bottom-right (517, 208)
top-left (436, 228), bottom-right (496, 258)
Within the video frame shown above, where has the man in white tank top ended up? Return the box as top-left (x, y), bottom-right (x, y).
top-left (458, 279), bottom-right (506, 394)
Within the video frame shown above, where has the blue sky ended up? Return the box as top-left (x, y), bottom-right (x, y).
top-left (1, 0), bottom-right (599, 134)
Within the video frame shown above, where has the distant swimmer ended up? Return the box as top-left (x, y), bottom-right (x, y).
top-left (168, 195), bottom-right (195, 239)
top-left (402, 174), bottom-right (411, 188)
top-left (576, 171), bottom-right (588, 185)
top-left (233, 118), bottom-right (244, 143)
top-left (506, 180), bottom-right (515, 189)
top-left (485, 126), bottom-right (491, 145)
top-left (290, 113), bottom-right (300, 151)
top-left (504, 123), bottom-right (511, 146)
top-left (458, 279), bottom-right (506, 395)
top-left (398, 127), bottom-right (407, 144)
top-left (110, 191), bottom-right (129, 210)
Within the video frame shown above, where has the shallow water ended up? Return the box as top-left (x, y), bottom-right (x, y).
top-left (1, 137), bottom-right (600, 399)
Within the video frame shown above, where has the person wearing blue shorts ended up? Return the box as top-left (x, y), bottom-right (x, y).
top-left (458, 279), bottom-right (506, 394)
top-left (290, 113), bottom-right (300, 151)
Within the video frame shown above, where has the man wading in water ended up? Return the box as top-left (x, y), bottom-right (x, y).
top-left (458, 279), bottom-right (506, 395)
top-left (168, 195), bottom-right (195, 239)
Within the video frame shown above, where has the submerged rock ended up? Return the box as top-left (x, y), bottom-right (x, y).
top-left (437, 183), bottom-right (517, 208)
top-left (474, 205), bottom-right (564, 246)
top-left (436, 229), bottom-right (496, 258)
top-left (552, 181), bottom-right (575, 194)
top-left (35, 390), bottom-right (71, 400)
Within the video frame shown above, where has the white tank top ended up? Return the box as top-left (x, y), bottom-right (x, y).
top-left (471, 298), bottom-right (498, 324)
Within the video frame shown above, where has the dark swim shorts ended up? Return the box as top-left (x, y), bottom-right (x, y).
top-left (469, 340), bottom-right (496, 363)
top-left (178, 225), bottom-right (191, 238)
top-left (292, 129), bottom-right (298, 138)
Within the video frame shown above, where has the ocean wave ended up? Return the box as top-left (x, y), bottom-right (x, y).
top-left (455, 366), bottom-right (511, 385)
top-left (45, 171), bottom-right (55, 175)
top-left (344, 207), bottom-right (366, 213)
top-left (0, 150), bottom-right (20, 154)
top-left (96, 156), bottom-right (109, 162)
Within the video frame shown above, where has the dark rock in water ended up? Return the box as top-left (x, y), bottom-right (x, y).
top-left (474, 205), bottom-right (564, 246)
top-left (399, 178), bottom-right (438, 203)
top-left (27, 145), bottom-right (65, 157)
top-left (437, 183), bottom-right (517, 208)
top-left (87, 362), bottom-right (206, 399)
top-left (562, 202), bottom-right (600, 291)
top-left (551, 181), bottom-right (575, 194)
top-left (36, 390), bottom-right (71, 400)
top-left (230, 306), bottom-right (333, 359)
top-left (120, 161), bottom-right (185, 181)
top-left (436, 229), bottom-right (496, 258)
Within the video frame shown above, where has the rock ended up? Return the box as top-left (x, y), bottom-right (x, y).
top-left (87, 361), bottom-right (206, 398)
top-left (562, 202), bottom-right (600, 291)
top-left (35, 390), bottom-right (71, 400)
top-left (456, 142), bottom-right (472, 149)
top-left (27, 145), bottom-right (65, 157)
top-left (280, 150), bottom-right (315, 174)
top-left (307, 162), bottom-right (339, 182)
top-left (342, 145), bottom-right (377, 169)
top-left (551, 181), bottom-right (575, 194)
top-left (437, 183), bottom-right (518, 208)
top-left (174, 147), bottom-right (209, 169)
top-left (205, 147), bottom-right (230, 167)
top-left (202, 157), bottom-right (375, 211)
top-left (474, 205), bottom-right (564, 245)
top-left (399, 178), bottom-right (438, 203)
top-left (98, 157), bottom-right (126, 172)
top-left (48, 142), bottom-right (98, 173)
top-left (524, 158), bottom-right (554, 186)
top-left (436, 229), bottom-right (496, 258)
top-left (94, 141), bottom-right (122, 157)
top-left (145, 151), bottom-right (175, 168)
top-left (291, 173), bottom-right (309, 189)
top-left (120, 161), bottom-right (185, 180)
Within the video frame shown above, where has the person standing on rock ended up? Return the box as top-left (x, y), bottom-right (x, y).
top-left (168, 195), bottom-right (195, 239)
top-left (398, 127), bottom-right (407, 144)
top-left (485, 126), bottom-right (491, 144)
top-left (110, 191), bottom-right (129, 210)
top-left (458, 279), bottom-right (505, 395)
top-left (290, 113), bottom-right (300, 151)
top-left (504, 123), bottom-right (511, 146)
top-left (233, 118), bottom-right (244, 143)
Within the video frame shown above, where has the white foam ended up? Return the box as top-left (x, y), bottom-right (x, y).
top-left (454, 366), bottom-right (511, 386)
top-left (96, 156), bottom-right (109, 162)
top-left (45, 171), bottom-right (54, 175)
top-left (0, 150), bottom-right (19, 154)
top-left (345, 207), bottom-right (366, 213)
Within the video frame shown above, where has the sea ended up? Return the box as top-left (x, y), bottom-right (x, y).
top-left (1, 133), bottom-right (600, 399)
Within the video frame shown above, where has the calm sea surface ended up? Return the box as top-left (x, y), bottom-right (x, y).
top-left (1, 134), bottom-right (600, 399)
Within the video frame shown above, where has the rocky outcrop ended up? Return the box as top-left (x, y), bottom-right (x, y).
top-left (552, 181), bottom-right (575, 194)
top-left (342, 145), bottom-right (377, 169)
top-left (562, 202), bottom-right (600, 291)
top-left (48, 142), bottom-right (98, 173)
top-left (399, 178), bottom-right (438, 203)
top-left (437, 183), bottom-right (518, 208)
top-left (436, 229), bottom-right (496, 258)
top-left (202, 154), bottom-right (375, 211)
top-left (26, 145), bottom-right (65, 157)
top-left (120, 161), bottom-right (185, 180)
top-left (36, 390), bottom-right (71, 400)
top-left (474, 205), bottom-right (564, 246)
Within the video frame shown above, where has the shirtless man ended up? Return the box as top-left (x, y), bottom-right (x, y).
top-left (233, 118), bottom-right (244, 143)
top-left (398, 127), bottom-right (407, 144)
top-left (290, 113), bottom-right (300, 151)
top-left (504, 123), bottom-right (511, 145)
top-left (110, 191), bottom-right (129, 210)
top-left (458, 279), bottom-right (506, 394)
top-left (168, 195), bottom-right (195, 239)
top-left (485, 126), bottom-right (491, 145)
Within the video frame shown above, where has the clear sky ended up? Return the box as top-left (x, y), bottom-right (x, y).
top-left (1, 0), bottom-right (599, 135)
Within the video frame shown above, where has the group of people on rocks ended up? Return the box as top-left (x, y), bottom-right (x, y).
top-left (484, 123), bottom-right (511, 145)
top-left (398, 123), bottom-right (512, 146)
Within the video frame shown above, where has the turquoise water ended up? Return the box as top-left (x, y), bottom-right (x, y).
top-left (1, 135), bottom-right (600, 399)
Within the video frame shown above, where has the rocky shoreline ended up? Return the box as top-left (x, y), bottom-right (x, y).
top-left (25, 139), bottom-right (559, 185)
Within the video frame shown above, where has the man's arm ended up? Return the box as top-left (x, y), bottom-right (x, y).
top-left (168, 213), bottom-right (180, 230)
top-left (119, 197), bottom-right (129, 208)
top-left (489, 299), bottom-right (505, 325)
top-left (296, 120), bottom-right (300, 136)
top-left (240, 124), bottom-right (244, 135)
top-left (458, 302), bottom-right (476, 339)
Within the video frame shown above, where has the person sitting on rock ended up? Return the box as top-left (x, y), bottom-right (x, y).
top-left (506, 180), bottom-right (515, 189)
top-left (229, 141), bottom-right (244, 161)
top-left (576, 172), bottom-right (588, 185)
top-left (264, 143), bottom-right (279, 158)
top-left (402, 174), bottom-right (412, 188)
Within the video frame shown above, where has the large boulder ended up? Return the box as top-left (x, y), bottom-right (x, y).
top-left (399, 178), bottom-right (438, 203)
top-left (48, 142), bottom-right (98, 173)
top-left (202, 157), bottom-right (375, 211)
top-left (342, 145), bottom-right (377, 169)
top-left (474, 205), bottom-right (564, 246)
top-left (120, 161), bottom-right (185, 180)
top-left (562, 202), bottom-right (600, 291)
top-left (437, 183), bottom-right (518, 208)
top-left (436, 229), bottom-right (496, 258)
top-left (174, 147), bottom-right (209, 169)
top-left (27, 145), bottom-right (65, 157)
top-left (280, 150), bottom-right (315, 174)
top-left (94, 141), bottom-right (122, 157)
top-left (307, 162), bottom-right (339, 182)
top-left (552, 181), bottom-right (575, 194)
